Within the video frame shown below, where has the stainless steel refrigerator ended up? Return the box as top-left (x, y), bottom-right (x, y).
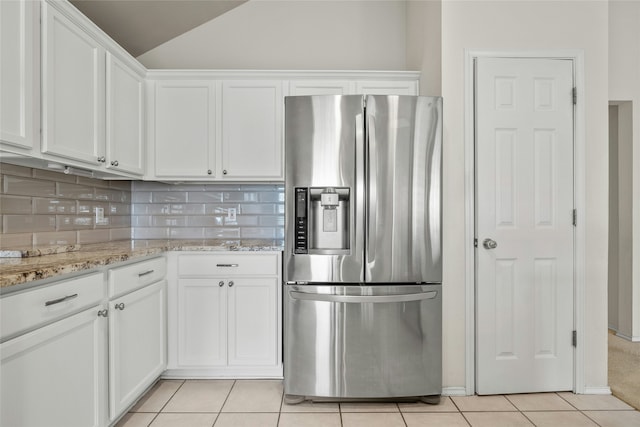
top-left (283, 95), bottom-right (442, 403)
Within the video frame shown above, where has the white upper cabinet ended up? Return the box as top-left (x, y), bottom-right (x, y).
top-left (288, 80), bottom-right (351, 96)
top-left (106, 52), bottom-right (145, 175)
top-left (355, 80), bottom-right (418, 95)
top-left (152, 80), bottom-right (217, 178)
top-left (0, 0), bottom-right (39, 152)
top-left (221, 80), bottom-right (283, 180)
top-left (41, 2), bottom-right (106, 166)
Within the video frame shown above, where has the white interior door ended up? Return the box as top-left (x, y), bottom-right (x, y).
top-left (476, 57), bottom-right (575, 394)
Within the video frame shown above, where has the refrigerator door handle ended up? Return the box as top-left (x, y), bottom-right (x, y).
top-left (366, 113), bottom-right (377, 271)
top-left (289, 290), bottom-right (438, 304)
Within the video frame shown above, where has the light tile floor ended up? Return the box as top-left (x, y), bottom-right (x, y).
top-left (116, 379), bottom-right (640, 427)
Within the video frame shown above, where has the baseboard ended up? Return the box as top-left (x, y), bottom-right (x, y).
top-left (442, 387), bottom-right (468, 396)
top-left (615, 332), bottom-right (640, 342)
top-left (582, 386), bottom-right (612, 395)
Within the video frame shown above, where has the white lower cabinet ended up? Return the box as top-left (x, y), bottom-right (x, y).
top-left (167, 252), bottom-right (282, 378)
top-left (0, 274), bottom-right (108, 427)
top-left (108, 280), bottom-right (166, 421)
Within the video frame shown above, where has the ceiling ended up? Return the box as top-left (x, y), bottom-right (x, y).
top-left (70, 0), bottom-right (248, 58)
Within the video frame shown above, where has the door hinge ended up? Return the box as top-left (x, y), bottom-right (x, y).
top-left (572, 209), bottom-right (577, 227)
top-left (474, 238), bottom-right (478, 248)
top-left (572, 87), bottom-right (577, 105)
top-left (572, 330), bottom-right (577, 347)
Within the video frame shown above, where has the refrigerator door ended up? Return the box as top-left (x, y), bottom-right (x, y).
top-left (284, 95), bottom-right (365, 283)
top-left (284, 284), bottom-right (442, 399)
top-left (365, 96), bottom-right (442, 283)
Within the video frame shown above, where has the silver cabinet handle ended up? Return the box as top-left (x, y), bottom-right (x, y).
top-left (97, 156), bottom-right (106, 163)
top-left (207, 169), bottom-right (212, 175)
top-left (228, 280), bottom-right (234, 287)
top-left (482, 238), bottom-right (498, 250)
top-left (111, 160), bottom-right (119, 167)
top-left (219, 280), bottom-right (225, 287)
top-left (97, 309), bottom-right (108, 317)
top-left (138, 270), bottom-right (154, 277)
top-left (114, 303), bottom-right (125, 310)
top-left (45, 293), bottom-right (78, 307)
top-left (216, 264), bottom-right (238, 268)
top-left (223, 169), bottom-right (228, 175)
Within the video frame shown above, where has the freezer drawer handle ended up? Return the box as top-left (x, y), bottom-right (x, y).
top-left (44, 293), bottom-right (78, 307)
top-left (138, 270), bottom-right (155, 277)
top-left (216, 263), bottom-right (238, 267)
top-left (289, 291), bottom-right (437, 304)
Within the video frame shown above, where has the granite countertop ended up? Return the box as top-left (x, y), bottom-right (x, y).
top-left (0, 239), bottom-right (283, 289)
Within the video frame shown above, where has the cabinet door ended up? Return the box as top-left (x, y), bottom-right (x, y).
top-left (109, 280), bottom-right (166, 421)
top-left (227, 277), bottom-right (279, 367)
top-left (177, 279), bottom-right (227, 366)
top-left (289, 80), bottom-right (351, 96)
top-left (221, 80), bottom-right (283, 180)
top-left (0, 0), bottom-right (38, 150)
top-left (0, 306), bottom-right (107, 427)
top-left (106, 52), bottom-right (144, 175)
top-left (355, 80), bottom-right (418, 95)
top-left (154, 81), bottom-right (216, 178)
top-left (41, 3), bottom-right (105, 165)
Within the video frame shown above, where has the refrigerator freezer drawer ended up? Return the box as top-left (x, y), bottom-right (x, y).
top-left (284, 284), bottom-right (442, 400)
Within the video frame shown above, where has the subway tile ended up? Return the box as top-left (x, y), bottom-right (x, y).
top-left (169, 227), bottom-right (204, 239)
top-left (259, 215), bottom-right (284, 227)
top-left (240, 227), bottom-right (276, 238)
top-left (234, 216), bottom-right (259, 226)
top-left (33, 198), bottom-right (77, 215)
top-left (78, 229), bottom-right (111, 244)
top-left (167, 184), bottom-right (205, 192)
top-left (204, 203), bottom-right (238, 215)
top-left (0, 163), bottom-right (32, 177)
top-left (187, 192), bottom-right (223, 203)
top-left (109, 216), bottom-right (131, 228)
top-left (109, 228), bottom-right (132, 241)
top-left (132, 181), bottom-right (170, 191)
top-left (0, 195), bottom-right (32, 214)
top-left (204, 227), bottom-right (241, 238)
top-left (204, 184), bottom-right (244, 191)
top-left (108, 180), bottom-right (132, 191)
top-left (77, 176), bottom-right (111, 189)
top-left (132, 216), bottom-right (152, 227)
top-left (277, 204), bottom-right (285, 214)
top-left (133, 227), bottom-right (170, 239)
top-left (170, 204), bottom-right (205, 215)
top-left (240, 204), bottom-right (276, 215)
top-left (132, 191), bottom-right (153, 203)
top-left (95, 187), bottom-right (127, 202)
top-left (56, 215), bottom-right (93, 230)
top-left (147, 204), bottom-right (172, 215)
top-left (32, 168), bottom-right (76, 183)
top-left (187, 216), bottom-right (224, 227)
top-left (4, 176), bottom-right (56, 198)
top-left (224, 192), bottom-right (258, 202)
top-left (56, 182), bottom-right (94, 200)
top-left (153, 216), bottom-right (187, 227)
top-left (259, 192), bottom-right (285, 203)
top-left (152, 192), bottom-right (187, 203)
top-left (33, 231), bottom-right (77, 246)
top-left (77, 201), bottom-right (109, 215)
top-left (0, 232), bottom-right (33, 248)
top-left (4, 215), bottom-right (56, 233)
top-left (109, 203), bottom-right (131, 216)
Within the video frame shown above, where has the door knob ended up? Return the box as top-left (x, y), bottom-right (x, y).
top-left (482, 238), bottom-right (498, 250)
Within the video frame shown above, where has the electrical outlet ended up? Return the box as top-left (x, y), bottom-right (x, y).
top-left (95, 207), bottom-right (107, 225)
top-left (227, 208), bottom-right (237, 222)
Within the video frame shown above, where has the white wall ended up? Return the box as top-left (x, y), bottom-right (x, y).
top-left (608, 1), bottom-right (640, 341)
top-left (137, 0), bottom-right (407, 70)
top-left (406, 0), bottom-right (441, 96)
top-left (441, 1), bottom-right (609, 391)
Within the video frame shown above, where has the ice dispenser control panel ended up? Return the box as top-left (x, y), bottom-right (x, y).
top-left (295, 188), bottom-right (308, 254)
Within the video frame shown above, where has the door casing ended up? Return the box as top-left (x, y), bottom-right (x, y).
top-left (463, 49), bottom-right (586, 395)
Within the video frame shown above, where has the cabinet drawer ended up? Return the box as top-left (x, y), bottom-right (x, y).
top-left (108, 257), bottom-right (166, 298)
top-left (177, 254), bottom-right (279, 277)
top-left (1, 272), bottom-right (104, 340)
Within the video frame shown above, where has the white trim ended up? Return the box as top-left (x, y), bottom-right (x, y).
top-left (583, 387), bottom-right (612, 395)
top-left (441, 387), bottom-right (468, 397)
top-left (615, 332), bottom-right (640, 342)
top-left (146, 69), bottom-right (421, 81)
top-left (464, 49), bottom-right (586, 395)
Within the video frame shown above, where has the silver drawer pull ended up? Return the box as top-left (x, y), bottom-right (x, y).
top-left (138, 270), bottom-right (155, 277)
top-left (216, 264), bottom-right (238, 267)
top-left (45, 293), bottom-right (78, 307)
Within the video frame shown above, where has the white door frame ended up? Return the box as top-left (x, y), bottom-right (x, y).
top-left (463, 49), bottom-right (586, 395)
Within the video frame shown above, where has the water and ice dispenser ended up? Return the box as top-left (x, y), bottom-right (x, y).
top-left (294, 187), bottom-right (350, 254)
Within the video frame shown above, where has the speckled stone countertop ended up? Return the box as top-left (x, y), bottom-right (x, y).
top-left (0, 239), bottom-right (283, 289)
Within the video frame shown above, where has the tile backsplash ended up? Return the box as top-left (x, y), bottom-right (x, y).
top-left (131, 181), bottom-right (284, 245)
top-left (0, 163), bottom-right (132, 248)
